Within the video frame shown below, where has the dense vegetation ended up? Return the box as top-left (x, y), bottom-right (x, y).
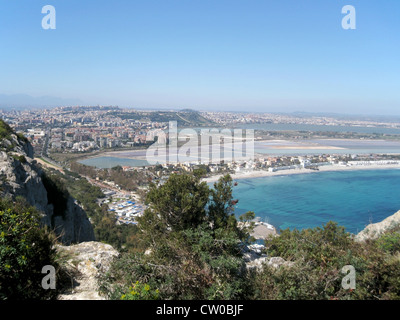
top-left (0, 198), bottom-right (68, 299)
top-left (69, 162), bottom-right (151, 192)
top-left (0, 119), bottom-right (13, 141)
top-left (99, 172), bottom-right (400, 300)
top-left (251, 222), bottom-right (400, 300)
top-left (1, 162), bottom-right (400, 300)
top-left (99, 174), bottom-right (254, 299)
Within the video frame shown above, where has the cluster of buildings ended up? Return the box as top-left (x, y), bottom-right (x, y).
top-left (202, 111), bottom-right (400, 129)
top-left (107, 199), bottom-right (145, 225)
top-left (47, 123), bottom-right (163, 153)
top-left (135, 153), bottom-right (400, 181)
top-left (170, 154), bottom-right (336, 172)
top-left (3, 106), bottom-right (400, 157)
top-left (99, 189), bottom-right (146, 225)
top-left (347, 160), bottom-right (400, 166)
top-left (4, 106), bottom-right (400, 232)
top-left (1, 106), bottom-right (168, 154)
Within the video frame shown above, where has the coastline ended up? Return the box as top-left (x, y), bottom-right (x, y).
top-left (203, 163), bottom-right (400, 183)
top-left (206, 164), bottom-right (400, 239)
top-left (76, 137), bottom-right (400, 162)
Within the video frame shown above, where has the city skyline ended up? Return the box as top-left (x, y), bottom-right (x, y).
top-left (1, 1), bottom-right (399, 115)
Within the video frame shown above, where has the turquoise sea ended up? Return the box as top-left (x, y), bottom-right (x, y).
top-left (230, 169), bottom-right (400, 234)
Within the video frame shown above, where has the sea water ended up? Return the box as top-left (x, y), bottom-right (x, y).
top-left (230, 169), bottom-right (400, 234)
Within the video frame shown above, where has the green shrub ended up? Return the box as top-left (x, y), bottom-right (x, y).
top-left (0, 198), bottom-right (64, 299)
top-left (253, 222), bottom-right (400, 300)
top-left (376, 231), bottom-right (400, 254)
top-left (16, 132), bottom-right (28, 143)
top-left (12, 155), bottom-right (27, 163)
top-left (120, 281), bottom-right (160, 300)
top-left (0, 119), bottom-right (13, 141)
top-left (99, 174), bottom-right (253, 300)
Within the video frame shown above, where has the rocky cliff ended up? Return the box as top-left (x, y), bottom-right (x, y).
top-left (355, 210), bottom-right (400, 242)
top-left (0, 125), bottom-right (95, 244)
top-left (57, 241), bottom-right (119, 300)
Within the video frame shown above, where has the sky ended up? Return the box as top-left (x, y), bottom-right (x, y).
top-left (0, 0), bottom-right (399, 115)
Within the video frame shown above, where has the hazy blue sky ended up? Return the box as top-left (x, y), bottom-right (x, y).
top-left (0, 0), bottom-right (399, 114)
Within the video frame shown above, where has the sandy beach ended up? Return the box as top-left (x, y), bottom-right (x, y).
top-left (203, 163), bottom-right (400, 183)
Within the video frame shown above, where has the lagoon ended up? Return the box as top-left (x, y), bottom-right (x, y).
top-left (236, 123), bottom-right (400, 135)
top-left (80, 139), bottom-right (400, 168)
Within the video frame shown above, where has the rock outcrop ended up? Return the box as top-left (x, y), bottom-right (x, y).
top-left (57, 241), bottom-right (119, 300)
top-left (244, 252), bottom-right (293, 270)
top-left (355, 210), bottom-right (400, 242)
top-left (251, 223), bottom-right (278, 239)
top-left (243, 244), bottom-right (293, 270)
top-left (0, 130), bottom-right (95, 244)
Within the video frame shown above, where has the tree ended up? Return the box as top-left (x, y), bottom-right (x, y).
top-left (141, 173), bottom-right (210, 233)
top-left (208, 174), bottom-right (236, 230)
top-left (100, 173), bottom-right (254, 300)
top-left (239, 211), bottom-right (256, 242)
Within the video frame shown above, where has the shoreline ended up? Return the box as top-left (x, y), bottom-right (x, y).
top-left (76, 137), bottom-right (400, 163)
top-left (203, 163), bottom-right (400, 183)
top-left (205, 164), bottom-right (400, 239)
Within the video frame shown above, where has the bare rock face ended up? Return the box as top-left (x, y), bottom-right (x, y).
top-left (0, 151), bottom-right (50, 214)
top-left (243, 244), bottom-right (293, 271)
top-left (245, 255), bottom-right (293, 270)
top-left (0, 133), bottom-right (33, 158)
top-left (57, 242), bottom-right (119, 300)
top-left (0, 132), bottom-right (95, 244)
top-left (355, 210), bottom-right (400, 242)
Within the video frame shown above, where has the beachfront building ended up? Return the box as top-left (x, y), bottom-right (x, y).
top-left (348, 160), bottom-right (400, 166)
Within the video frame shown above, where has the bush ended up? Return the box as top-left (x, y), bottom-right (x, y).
top-left (12, 155), bottom-right (27, 163)
top-left (120, 281), bottom-right (160, 300)
top-left (253, 222), bottom-right (400, 300)
top-left (376, 231), bottom-right (400, 254)
top-left (0, 198), bottom-right (65, 299)
top-left (0, 119), bottom-right (13, 141)
top-left (265, 221), bottom-right (353, 268)
top-left (99, 173), bottom-right (253, 300)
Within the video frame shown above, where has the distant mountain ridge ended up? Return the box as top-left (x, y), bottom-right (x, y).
top-left (0, 93), bottom-right (82, 109)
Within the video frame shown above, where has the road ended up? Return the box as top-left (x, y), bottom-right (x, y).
top-left (35, 156), bottom-right (65, 174)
